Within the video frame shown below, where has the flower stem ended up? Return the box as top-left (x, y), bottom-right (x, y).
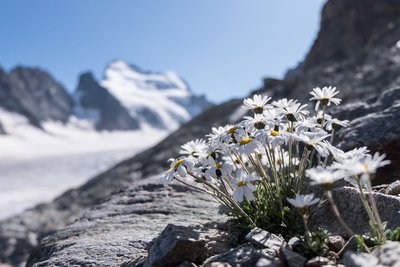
top-left (366, 179), bottom-right (386, 243)
top-left (356, 178), bottom-right (378, 229)
top-left (302, 213), bottom-right (312, 242)
top-left (187, 171), bottom-right (256, 227)
top-left (323, 129), bottom-right (335, 166)
top-left (326, 190), bottom-right (354, 236)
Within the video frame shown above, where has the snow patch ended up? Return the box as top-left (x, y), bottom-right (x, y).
top-left (0, 108), bottom-right (167, 219)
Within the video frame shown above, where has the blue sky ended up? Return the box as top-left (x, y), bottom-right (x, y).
top-left (0, 0), bottom-right (325, 103)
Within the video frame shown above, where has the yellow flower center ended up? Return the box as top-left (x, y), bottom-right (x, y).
top-left (227, 127), bottom-right (237, 134)
top-left (214, 163), bottom-right (222, 169)
top-left (320, 98), bottom-right (329, 105)
top-left (271, 130), bottom-right (279, 136)
top-left (253, 106), bottom-right (264, 114)
top-left (363, 163), bottom-right (369, 171)
top-left (173, 159), bottom-right (184, 169)
top-left (240, 137), bottom-right (252, 145)
top-left (237, 180), bottom-right (246, 187)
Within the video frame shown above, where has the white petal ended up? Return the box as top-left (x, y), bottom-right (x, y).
top-left (233, 188), bottom-right (244, 203)
top-left (177, 166), bottom-right (187, 177)
top-left (243, 188), bottom-right (255, 201)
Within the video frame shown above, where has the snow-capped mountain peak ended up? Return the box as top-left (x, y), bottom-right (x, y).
top-left (100, 60), bottom-right (211, 131)
top-left (103, 60), bottom-right (189, 92)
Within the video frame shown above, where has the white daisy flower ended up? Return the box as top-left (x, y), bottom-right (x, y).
top-left (343, 147), bottom-right (370, 160)
top-left (310, 86), bottom-right (342, 111)
top-left (316, 110), bottom-right (332, 125)
top-left (292, 130), bottom-right (331, 157)
top-left (180, 139), bottom-right (208, 158)
top-left (221, 154), bottom-right (247, 167)
top-left (197, 149), bottom-right (218, 167)
top-left (321, 140), bottom-right (345, 161)
top-left (263, 108), bottom-right (284, 125)
top-left (204, 157), bottom-right (233, 180)
top-left (296, 116), bottom-right (322, 132)
top-left (323, 143), bottom-right (369, 163)
top-left (269, 148), bottom-right (298, 170)
top-left (333, 152), bottom-right (390, 183)
top-left (273, 98), bottom-right (309, 122)
top-left (237, 137), bottom-right (260, 155)
top-left (306, 166), bottom-right (345, 188)
top-left (287, 194), bottom-right (320, 209)
top-left (243, 94), bottom-right (272, 114)
top-left (261, 124), bottom-right (287, 148)
top-left (207, 125), bottom-right (233, 149)
top-left (159, 157), bottom-right (195, 185)
top-left (231, 170), bottom-right (260, 202)
top-left (326, 118), bottom-right (350, 131)
top-left (242, 113), bottom-right (269, 130)
top-left (272, 98), bottom-right (298, 110)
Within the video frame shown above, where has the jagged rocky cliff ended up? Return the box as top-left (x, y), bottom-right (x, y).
top-left (1, 0), bottom-right (400, 266)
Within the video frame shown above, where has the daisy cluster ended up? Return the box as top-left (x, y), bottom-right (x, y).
top-left (160, 86), bottom-right (390, 234)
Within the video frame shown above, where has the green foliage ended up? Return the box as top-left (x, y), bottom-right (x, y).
top-left (357, 225), bottom-right (400, 252)
top-left (238, 185), bottom-right (303, 238)
top-left (297, 229), bottom-right (330, 258)
top-left (385, 226), bottom-right (400, 241)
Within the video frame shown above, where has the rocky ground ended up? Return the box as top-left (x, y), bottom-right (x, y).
top-left (1, 0), bottom-right (400, 266)
top-left (25, 177), bottom-right (229, 267)
top-left (25, 177), bottom-right (400, 267)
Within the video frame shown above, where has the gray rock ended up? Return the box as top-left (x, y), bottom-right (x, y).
top-left (178, 261), bottom-right (198, 267)
top-left (202, 244), bottom-right (275, 267)
top-left (255, 257), bottom-right (283, 267)
top-left (206, 263), bottom-right (231, 267)
top-left (303, 0), bottom-right (400, 70)
top-left (143, 224), bottom-right (207, 267)
top-left (337, 91), bottom-right (400, 184)
top-left (372, 241), bottom-right (400, 267)
top-left (385, 180), bottom-right (400, 196)
top-left (245, 228), bottom-right (284, 252)
top-left (279, 246), bottom-right (307, 267)
top-left (342, 251), bottom-right (379, 267)
top-left (25, 179), bottom-right (227, 267)
top-left (327, 235), bottom-right (345, 253)
top-left (305, 256), bottom-right (330, 267)
top-left (288, 237), bottom-right (301, 251)
top-left (343, 242), bottom-right (400, 267)
top-left (143, 224), bottom-right (232, 267)
top-left (337, 236), bottom-right (358, 257)
top-left (310, 187), bottom-right (400, 237)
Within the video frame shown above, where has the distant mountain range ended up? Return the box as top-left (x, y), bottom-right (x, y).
top-left (0, 60), bottom-right (212, 135)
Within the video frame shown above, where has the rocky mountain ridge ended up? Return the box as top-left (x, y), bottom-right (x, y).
top-left (0, 61), bottom-right (211, 133)
top-left (0, 67), bottom-right (73, 129)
